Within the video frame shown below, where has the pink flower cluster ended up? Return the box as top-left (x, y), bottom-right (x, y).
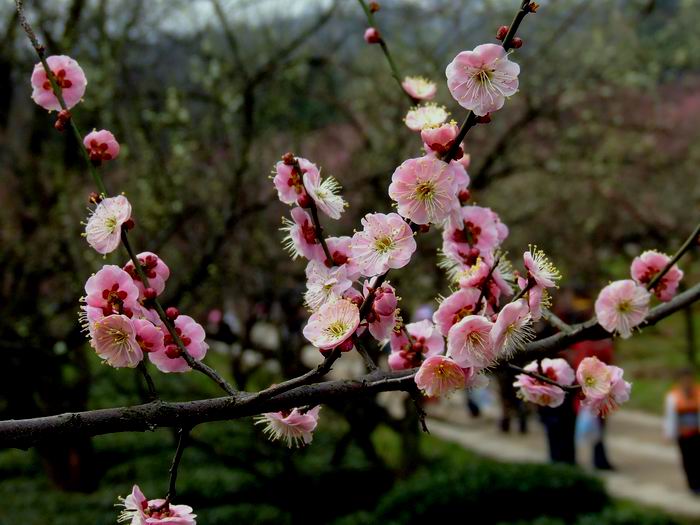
top-left (514, 358), bottom-right (575, 408)
top-left (576, 356), bottom-right (631, 416)
top-left (82, 261), bottom-right (208, 373)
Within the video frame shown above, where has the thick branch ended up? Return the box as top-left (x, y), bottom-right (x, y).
top-left (0, 370), bottom-right (416, 449)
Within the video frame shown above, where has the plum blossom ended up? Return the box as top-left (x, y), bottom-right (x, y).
top-left (281, 207), bottom-right (326, 261)
top-left (148, 315), bottom-right (208, 373)
top-left (84, 265), bottom-right (140, 318)
top-left (442, 205), bottom-right (502, 265)
top-left (325, 236), bottom-right (362, 280)
top-left (433, 287), bottom-right (481, 336)
top-left (446, 43), bottom-right (520, 116)
top-left (524, 247), bottom-right (561, 289)
top-left (255, 406), bottom-right (321, 448)
top-left (31, 55), bottom-right (87, 111)
top-left (404, 103), bottom-right (449, 131)
top-left (303, 167), bottom-right (347, 220)
top-left (118, 484), bottom-right (197, 524)
top-left (124, 252), bottom-right (171, 299)
top-left (304, 260), bottom-right (353, 311)
top-left (576, 356), bottom-right (631, 417)
top-left (91, 314), bottom-right (142, 368)
top-left (421, 122), bottom-right (461, 157)
top-left (490, 299), bottom-right (534, 356)
top-left (388, 155), bottom-right (464, 225)
top-left (388, 320), bottom-right (444, 370)
top-left (402, 76), bottom-right (437, 100)
top-left (455, 256), bottom-right (513, 309)
top-left (303, 299), bottom-right (360, 351)
top-left (513, 358), bottom-right (575, 408)
top-left (272, 157), bottom-right (318, 205)
top-left (415, 355), bottom-right (468, 397)
top-left (350, 213), bottom-right (416, 276)
top-left (364, 27), bottom-right (381, 44)
top-left (447, 315), bottom-right (495, 368)
top-left (83, 129), bottom-right (120, 163)
top-left (365, 282), bottom-right (399, 341)
top-left (85, 195), bottom-right (132, 255)
top-left (132, 318), bottom-right (165, 356)
top-left (595, 279), bottom-right (650, 339)
top-left (631, 250), bottom-right (683, 302)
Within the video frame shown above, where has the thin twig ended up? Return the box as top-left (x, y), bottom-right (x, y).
top-left (161, 427), bottom-right (190, 508)
top-left (646, 222), bottom-right (700, 292)
top-left (355, 338), bottom-right (378, 372)
top-left (410, 390), bottom-right (430, 433)
top-left (137, 362), bottom-right (158, 400)
top-left (542, 309), bottom-right (573, 334)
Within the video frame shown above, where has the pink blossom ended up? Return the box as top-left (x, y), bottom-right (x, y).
top-left (594, 279), bottom-right (650, 339)
top-left (303, 299), bottom-right (360, 350)
top-left (576, 356), bottom-right (631, 417)
top-left (132, 318), bottom-right (165, 356)
top-left (387, 320), bottom-right (444, 370)
top-left (518, 276), bottom-right (547, 321)
top-left (124, 252), bottom-right (171, 299)
top-left (304, 260), bottom-right (353, 311)
top-left (350, 213), bottom-right (416, 276)
top-left (490, 299), bottom-right (534, 356)
top-left (523, 247), bottom-right (561, 289)
top-left (447, 315), bottom-right (495, 368)
top-left (404, 103), bottom-right (449, 131)
top-left (421, 122), bottom-right (460, 156)
top-left (513, 358), bottom-right (575, 408)
top-left (458, 153), bottom-right (471, 171)
top-left (631, 250), bottom-right (683, 301)
top-left (148, 315), bottom-right (208, 373)
top-left (91, 314), bottom-right (142, 368)
top-left (365, 283), bottom-right (398, 341)
top-left (303, 167), bottom-right (347, 220)
top-left (255, 406), bottom-right (321, 448)
top-left (281, 207), bottom-right (325, 261)
top-left (433, 287), bottom-right (481, 336)
top-left (455, 257), bottom-right (513, 309)
top-left (405, 319), bottom-right (444, 355)
top-left (85, 195), bottom-right (132, 255)
top-left (415, 355), bottom-right (467, 397)
top-left (402, 76), bottom-right (437, 100)
top-left (388, 155), bottom-right (463, 225)
top-left (31, 55), bottom-right (87, 111)
top-left (272, 157), bottom-right (317, 205)
top-left (442, 205), bottom-right (501, 265)
top-left (118, 484), bottom-right (197, 524)
top-left (388, 350), bottom-right (412, 371)
top-left (446, 43), bottom-right (520, 116)
top-left (83, 129), bottom-right (120, 163)
top-left (325, 236), bottom-right (362, 280)
top-left (84, 265), bottom-right (140, 317)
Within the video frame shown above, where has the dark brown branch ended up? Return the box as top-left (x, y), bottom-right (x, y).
top-left (166, 427), bottom-right (189, 504)
top-left (137, 362), bottom-right (158, 401)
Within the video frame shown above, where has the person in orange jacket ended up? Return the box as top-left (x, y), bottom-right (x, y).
top-left (665, 368), bottom-right (700, 494)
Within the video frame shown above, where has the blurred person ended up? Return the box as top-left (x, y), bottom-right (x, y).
top-left (664, 368), bottom-right (700, 494)
top-left (495, 367), bottom-right (529, 434)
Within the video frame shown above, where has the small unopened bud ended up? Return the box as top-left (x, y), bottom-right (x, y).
top-left (458, 189), bottom-right (471, 204)
top-left (296, 192), bottom-right (312, 208)
top-left (369, 1), bottom-right (380, 12)
top-left (336, 338), bottom-right (355, 352)
top-left (57, 109), bottom-right (71, 122)
top-left (54, 118), bottom-right (66, 132)
top-left (144, 287), bottom-right (157, 300)
top-left (527, 2), bottom-right (539, 13)
top-left (419, 224), bottom-right (430, 234)
top-left (282, 152), bottom-right (295, 165)
top-left (476, 113), bottom-right (492, 124)
top-left (123, 218), bottom-right (135, 230)
top-left (166, 307), bottom-right (180, 320)
top-left (88, 191), bottom-right (102, 204)
top-left (496, 25), bottom-right (509, 41)
top-left (364, 27), bottom-right (381, 44)
top-left (511, 37), bottom-right (523, 49)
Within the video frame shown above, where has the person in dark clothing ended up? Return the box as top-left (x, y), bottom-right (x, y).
top-left (539, 394), bottom-right (577, 464)
top-left (665, 368), bottom-right (700, 493)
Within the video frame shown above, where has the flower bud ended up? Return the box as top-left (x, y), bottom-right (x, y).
top-left (419, 224), bottom-right (430, 234)
top-left (144, 287), bottom-right (157, 300)
top-left (282, 152), bottom-right (296, 165)
top-left (527, 2), bottom-right (539, 13)
top-left (336, 338), bottom-right (355, 352)
top-left (296, 192), bottom-right (312, 208)
top-left (496, 25), bottom-right (509, 40)
top-left (458, 189), bottom-right (471, 204)
top-left (166, 306), bottom-right (180, 320)
top-left (476, 113), bottom-right (492, 124)
top-left (123, 218), bottom-right (135, 230)
top-left (511, 37), bottom-right (523, 49)
top-left (369, 1), bottom-right (380, 12)
top-left (364, 27), bottom-right (381, 44)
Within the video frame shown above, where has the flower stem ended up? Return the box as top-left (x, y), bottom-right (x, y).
top-left (137, 362), bottom-right (158, 401)
top-left (508, 363), bottom-right (579, 392)
top-left (646, 222), bottom-right (700, 292)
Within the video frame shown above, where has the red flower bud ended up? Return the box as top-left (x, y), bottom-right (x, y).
top-left (54, 118), bottom-right (66, 132)
top-left (123, 218), bottom-right (135, 230)
top-left (496, 25), bottom-right (509, 40)
top-left (57, 109), bottom-right (71, 122)
top-left (144, 287), bottom-right (157, 300)
top-left (336, 338), bottom-right (355, 352)
top-left (476, 113), bottom-right (492, 124)
top-left (282, 152), bottom-right (296, 165)
top-left (166, 307), bottom-right (180, 320)
top-left (458, 189), bottom-right (471, 204)
top-left (296, 192), bottom-right (312, 208)
top-left (369, 1), bottom-right (380, 12)
top-left (527, 2), bottom-right (539, 13)
top-left (511, 37), bottom-right (523, 49)
top-left (364, 27), bottom-right (381, 44)
top-left (418, 224), bottom-right (430, 234)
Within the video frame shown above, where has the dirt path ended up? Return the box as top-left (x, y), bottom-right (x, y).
top-left (427, 395), bottom-right (700, 521)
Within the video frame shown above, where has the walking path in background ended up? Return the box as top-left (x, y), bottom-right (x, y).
top-left (427, 396), bottom-right (700, 520)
